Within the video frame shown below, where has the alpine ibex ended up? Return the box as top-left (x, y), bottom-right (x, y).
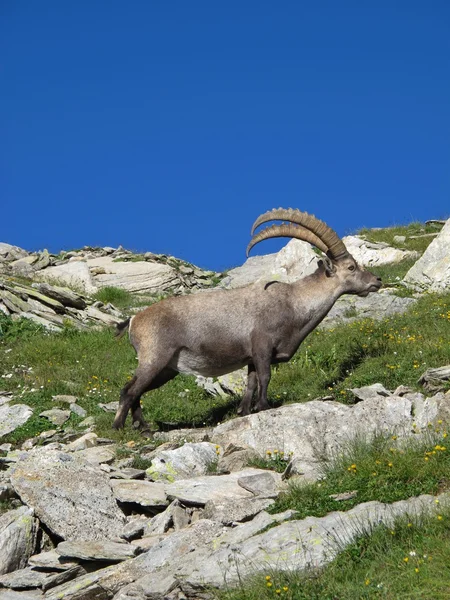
top-left (113, 209), bottom-right (382, 430)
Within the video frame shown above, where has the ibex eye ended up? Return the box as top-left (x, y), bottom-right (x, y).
top-left (348, 265), bottom-right (356, 271)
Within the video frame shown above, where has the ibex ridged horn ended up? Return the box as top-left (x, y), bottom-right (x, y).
top-left (250, 208), bottom-right (348, 259)
top-left (246, 223), bottom-right (328, 257)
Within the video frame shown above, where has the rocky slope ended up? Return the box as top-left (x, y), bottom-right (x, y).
top-left (0, 220), bottom-right (449, 598)
top-left (1, 382), bottom-right (449, 599)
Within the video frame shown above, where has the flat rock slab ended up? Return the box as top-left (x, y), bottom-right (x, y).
top-left (211, 396), bottom-right (445, 481)
top-left (0, 567), bottom-right (83, 592)
top-left (56, 541), bottom-right (137, 562)
top-left (0, 404), bottom-right (33, 439)
top-left (39, 409), bottom-right (70, 426)
top-left (74, 445), bottom-right (116, 465)
top-left (28, 550), bottom-right (80, 571)
top-left (86, 256), bottom-right (180, 293)
top-left (164, 469), bottom-right (269, 506)
top-left (0, 592), bottom-right (43, 600)
top-left (146, 442), bottom-right (218, 482)
top-left (10, 448), bottom-right (125, 541)
top-left (237, 471), bottom-right (281, 498)
top-left (111, 480), bottom-right (168, 509)
top-left (202, 497), bottom-right (274, 525)
top-left (0, 506), bottom-right (38, 575)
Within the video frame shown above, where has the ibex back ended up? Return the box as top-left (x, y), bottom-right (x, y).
top-left (113, 209), bottom-right (382, 430)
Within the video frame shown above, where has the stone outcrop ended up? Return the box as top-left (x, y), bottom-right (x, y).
top-left (10, 448), bottom-right (126, 541)
top-left (342, 235), bottom-right (419, 266)
top-left (404, 218), bottom-right (450, 290)
top-left (0, 384), bottom-right (449, 598)
top-left (0, 243), bottom-right (221, 296)
top-left (220, 239), bottom-right (318, 289)
top-left (0, 278), bottom-right (123, 331)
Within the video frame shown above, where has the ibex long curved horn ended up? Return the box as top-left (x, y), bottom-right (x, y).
top-left (246, 223), bottom-right (328, 257)
top-left (250, 208), bottom-right (348, 259)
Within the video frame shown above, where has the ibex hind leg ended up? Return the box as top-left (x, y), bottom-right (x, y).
top-left (112, 363), bottom-right (177, 430)
top-left (130, 367), bottom-right (177, 431)
top-left (237, 364), bottom-right (257, 416)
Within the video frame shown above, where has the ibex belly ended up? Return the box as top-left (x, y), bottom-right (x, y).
top-left (170, 349), bottom-right (248, 378)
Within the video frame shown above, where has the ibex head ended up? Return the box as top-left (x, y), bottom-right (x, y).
top-left (247, 208), bottom-right (382, 297)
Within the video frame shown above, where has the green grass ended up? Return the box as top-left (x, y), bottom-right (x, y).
top-left (367, 258), bottom-right (417, 291)
top-left (218, 508), bottom-right (450, 599)
top-left (270, 431), bottom-right (450, 519)
top-left (358, 221), bottom-right (444, 254)
top-left (93, 286), bottom-right (136, 308)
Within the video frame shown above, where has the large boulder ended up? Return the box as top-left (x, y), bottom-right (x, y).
top-left (0, 404), bottom-right (33, 440)
top-left (220, 239), bottom-right (318, 289)
top-left (85, 257), bottom-right (180, 293)
top-left (403, 218), bottom-right (450, 290)
top-left (0, 506), bottom-right (38, 575)
top-left (342, 235), bottom-right (419, 266)
top-left (36, 261), bottom-right (98, 295)
top-left (10, 448), bottom-right (125, 541)
top-left (211, 392), bottom-right (449, 481)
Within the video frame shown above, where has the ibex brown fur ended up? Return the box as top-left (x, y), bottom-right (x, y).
top-left (113, 209), bottom-right (381, 430)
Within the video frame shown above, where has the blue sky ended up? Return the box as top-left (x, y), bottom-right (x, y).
top-left (2, 1), bottom-right (449, 271)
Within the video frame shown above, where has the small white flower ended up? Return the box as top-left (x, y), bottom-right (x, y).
top-left (409, 551), bottom-right (416, 556)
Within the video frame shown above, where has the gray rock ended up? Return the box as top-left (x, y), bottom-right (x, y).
top-left (0, 507), bottom-right (38, 575)
top-left (350, 383), bottom-right (391, 401)
top-left (69, 403), bottom-right (87, 418)
top-left (202, 497), bottom-right (274, 524)
top-left (27, 550), bottom-right (79, 571)
top-left (36, 262), bottom-right (97, 295)
top-left (51, 395), bottom-right (78, 405)
top-left (217, 444), bottom-right (261, 474)
top-left (146, 442), bottom-right (218, 482)
top-left (164, 469), bottom-right (267, 506)
top-left (120, 516), bottom-right (149, 541)
top-left (98, 401), bottom-right (119, 413)
top-left (393, 235), bottom-right (406, 243)
top-left (0, 404), bottom-right (33, 439)
top-left (323, 290), bottom-right (416, 326)
top-left (111, 480), bottom-right (168, 509)
top-left (74, 445), bottom-right (116, 465)
top-left (0, 243), bottom-right (28, 262)
top-left (419, 365), bottom-right (450, 392)
top-left (39, 409), bottom-right (70, 426)
top-left (404, 218), bottom-right (450, 290)
top-left (0, 591), bottom-right (42, 599)
top-left (65, 433), bottom-right (98, 452)
top-left (10, 448), bottom-right (125, 541)
top-left (34, 283), bottom-right (86, 309)
top-left (220, 239), bottom-right (318, 289)
top-left (237, 471), bottom-right (282, 498)
top-left (0, 567), bottom-right (83, 592)
top-left (211, 397), bottom-right (435, 482)
top-left (56, 541), bottom-right (137, 562)
top-left (86, 257), bottom-right (180, 294)
top-left (343, 235), bottom-right (419, 266)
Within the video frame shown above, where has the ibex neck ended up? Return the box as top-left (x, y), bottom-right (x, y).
top-left (291, 271), bottom-right (343, 332)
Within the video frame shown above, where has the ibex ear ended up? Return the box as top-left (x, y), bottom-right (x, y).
top-left (318, 256), bottom-right (336, 277)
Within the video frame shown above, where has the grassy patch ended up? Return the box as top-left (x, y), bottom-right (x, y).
top-left (248, 449), bottom-right (293, 474)
top-left (367, 258), bottom-right (417, 291)
top-left (218, 508), bottom-right (450, 599)
top-left (358, 221), bottom-right (444, 254)
top-left (93, 286), bottom-right (135, 309)
top-left (270, 431), bottom-right (450, 518)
